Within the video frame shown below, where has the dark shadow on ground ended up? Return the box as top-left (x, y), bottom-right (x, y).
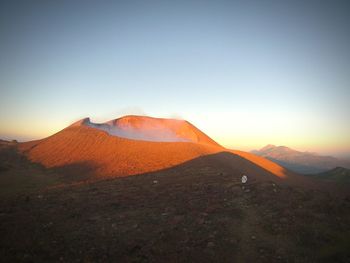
top-left (1, 143), bottom-right (350, 262)
top-left (0, 143), bottom-right (99, 197)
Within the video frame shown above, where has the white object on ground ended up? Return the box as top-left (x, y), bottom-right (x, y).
top-left (241, 175), bottom-right (248, 184)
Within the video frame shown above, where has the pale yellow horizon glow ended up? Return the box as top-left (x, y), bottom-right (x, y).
top-left (1, 113), bottom-right (349, 159)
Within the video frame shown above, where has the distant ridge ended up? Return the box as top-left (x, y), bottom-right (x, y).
top-left (252, 145), bottom-right (350, 174)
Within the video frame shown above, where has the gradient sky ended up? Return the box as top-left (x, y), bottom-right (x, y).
top-left (1, 0), bottom-right (350, 157)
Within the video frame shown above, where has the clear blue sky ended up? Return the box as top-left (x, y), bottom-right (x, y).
top-left (1, 0), bottom-right (350, 157)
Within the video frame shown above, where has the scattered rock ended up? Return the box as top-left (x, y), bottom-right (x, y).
top-left (251, 235), bottom-right (256, 240)
top-left (43, 222), bottom-right (53, 228)
top-left (111, 203), bottom-right (120, 209)
top-left (207, 241), bottom-right (215, 248)
top-left (169, 215), bottom-right (184, 225)
top-left (197, 218), bottom-right (205, 225)
top-left (279, 218), bottom-right (288, 224)
top-left (229, 239), bottom-right (238, 245)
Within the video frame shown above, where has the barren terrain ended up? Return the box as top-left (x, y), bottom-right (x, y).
top-left (1, 141), bottom-right (350, 262)
top-left (1, 117), bottom-right (350, 262)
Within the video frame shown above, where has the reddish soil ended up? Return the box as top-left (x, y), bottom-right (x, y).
top-left (106, 115), bottom-right (222, 146)
top-left (1, 144), bottom-right (350, 262)
top-left (1, 117), bottom-right (349, 262)
top-left (19, 116), bottom-right (297, 182)
top-left (19, 125), bottom-right (223, 178)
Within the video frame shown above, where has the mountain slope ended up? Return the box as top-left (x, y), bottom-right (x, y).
top-left (18, 115), bottom-right (302, 182)
top-left (252, 144), bottom-right (350, 174)
top-left (19, 123), bottom-right (222, 178)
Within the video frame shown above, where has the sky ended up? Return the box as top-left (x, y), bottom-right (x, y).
top-left (1, 0), bottom-right (350, 158)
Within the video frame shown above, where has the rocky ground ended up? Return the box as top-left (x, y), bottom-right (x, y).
top-left (0, 142), bottom-right (350, 262)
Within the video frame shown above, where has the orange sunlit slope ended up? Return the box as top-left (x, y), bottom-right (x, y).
top-left (20, 116), bottom-right (223, 177)
top-left (230, 150), bottom-right (287, 178)
top-left (19, 115), bottom-right (305, 183)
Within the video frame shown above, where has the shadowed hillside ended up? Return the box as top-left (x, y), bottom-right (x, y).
top-left (310, 167), bottom-right (350, 183)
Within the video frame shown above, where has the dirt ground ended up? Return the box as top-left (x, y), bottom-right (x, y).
top-left (1, 142), bottom-right (350, 262)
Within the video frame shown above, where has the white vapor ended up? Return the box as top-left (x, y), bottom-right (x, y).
top-left (85, 119), bottom-right (190, 143)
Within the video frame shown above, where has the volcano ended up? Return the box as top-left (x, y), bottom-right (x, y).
top-left (19, 115), bottom-right (304, 183)
top-left (2, 116), bottom-right (349, 263)
top-left (76, 115), bottom-right (221, 145)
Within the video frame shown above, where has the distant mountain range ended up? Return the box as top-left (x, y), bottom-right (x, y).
top-left (251, 144), bottom-right (350, 174)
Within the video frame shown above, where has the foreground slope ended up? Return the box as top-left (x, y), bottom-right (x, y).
top-left (1, 146), bottom-right (350, 262)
